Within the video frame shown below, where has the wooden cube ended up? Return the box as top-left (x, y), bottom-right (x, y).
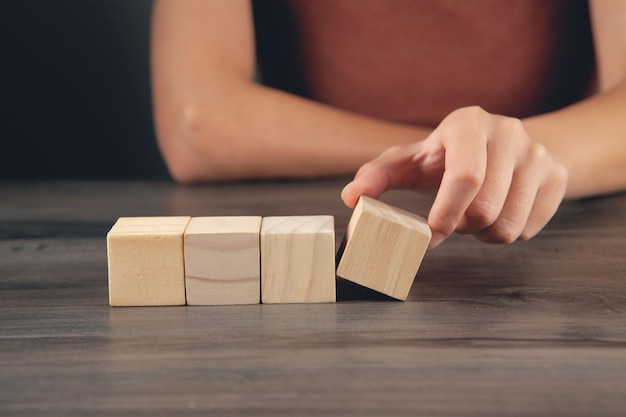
top-left (184, 216), bottom-right (262, 305)
top-left (336, 196), bottom-right (431, 300)
top-left (261, 216), bottom-right (336, 304)
top-left (107, 216), bottom-right (190, 306)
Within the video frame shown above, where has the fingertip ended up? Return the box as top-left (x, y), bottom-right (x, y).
top-left (341, 182), bottom-right (359, 208)
top-left (341, 166), bottom-right (389, 208)
top-left (428, 231), bottom-right (447, 249)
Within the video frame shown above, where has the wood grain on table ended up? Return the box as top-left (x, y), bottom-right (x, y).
top-left (1, 180), bottom-right (625, 416)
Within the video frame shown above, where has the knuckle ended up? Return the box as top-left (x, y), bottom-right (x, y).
top-left (527, 142), bottom-right (549, 164)
top-left (381, 145), bottom-right (404, 156)
top-left (498, 229), bottom-right (521, 244)
top-left (464, 200), bottom-right (500, 228)
top-left (544, 163), bottom-right (569, 198)
top-left (554, 163), bottom-right (569, 185)
top-left (464, 105), bottom-right (487, 117)
top-left (518, 230), bottom-right (537, 241)
top-left (429, 212), bottom-right (459, 238)
top-left (482, 218), bottom-right (522, 244)
top-left (495, 116), bottom-right (526, 147)
top-left (450, 167), bottom-right (484, 191)
top-left (449, 105), bottom-right (486, 122)
top-left (502, 116), bottom-right (524, 135)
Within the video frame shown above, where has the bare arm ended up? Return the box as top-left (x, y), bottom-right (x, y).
top-left (523, 0), bottom-right (626, 199)
top-left (151, 0), bottom-right (428, 183)
top-left (342, 0), bottom-right (626, 247)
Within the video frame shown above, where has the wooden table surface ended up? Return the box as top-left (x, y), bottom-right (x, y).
top-left (1, 180), bottom-right (625, 416)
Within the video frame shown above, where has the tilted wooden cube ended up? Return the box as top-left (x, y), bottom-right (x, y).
top-left (336, 196), bottom-right (431, 300)
top-left (261, 216), bottom-right (336, 304)
top-left (107, 216), bottom-right (191, 306)
top-left (184, 216), bottom-right (261, 305)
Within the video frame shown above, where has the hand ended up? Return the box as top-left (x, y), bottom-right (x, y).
top-left (341, 106), bottom-right (568, 248)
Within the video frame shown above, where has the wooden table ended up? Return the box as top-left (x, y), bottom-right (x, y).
top-left (1, 180), bottom-right (625, 416)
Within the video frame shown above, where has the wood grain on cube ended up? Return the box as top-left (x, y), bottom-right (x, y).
top-left (184, 216), bottom-right (261, 305)
top-left (336, 196), bottom-right (431, 300)
top-left (107, 216), bottom-right (191, 306)
top-left (261, 216), bottom-right (335, 304)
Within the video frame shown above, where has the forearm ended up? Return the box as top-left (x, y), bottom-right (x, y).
top-left (151, 0), bottom-right (428, 183)
top-left (154, 80), bottom-right (428, 183)
top-left (523, 81), bottom-right (626, 199)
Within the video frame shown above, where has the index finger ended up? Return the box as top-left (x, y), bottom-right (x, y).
top-left (427, 130), bottom-right (487, 247)
top-left (341, 144), bottom-right (421, 208)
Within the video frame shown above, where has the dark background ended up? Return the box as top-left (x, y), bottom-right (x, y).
top-left (0, 0), bottom-right (169, 180)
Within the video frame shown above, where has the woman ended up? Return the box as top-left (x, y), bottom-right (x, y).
top-left (151, 0), bottom-right (626, 247)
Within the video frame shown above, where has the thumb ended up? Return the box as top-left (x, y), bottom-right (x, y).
top-left (341, 169), bottom-right (388, 208)
top-left (341, 143), bottom-right (423, 208)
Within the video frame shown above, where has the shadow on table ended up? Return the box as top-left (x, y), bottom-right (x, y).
top-left (335, 278), bottom-right (397, 302)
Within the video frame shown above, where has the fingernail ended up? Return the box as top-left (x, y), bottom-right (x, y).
top-left (341, 182), bottom-right (356, 207)
top-left (429, 232), bottom-right (446, 249)
top-left (341, 182), bottom-right (352, 200)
